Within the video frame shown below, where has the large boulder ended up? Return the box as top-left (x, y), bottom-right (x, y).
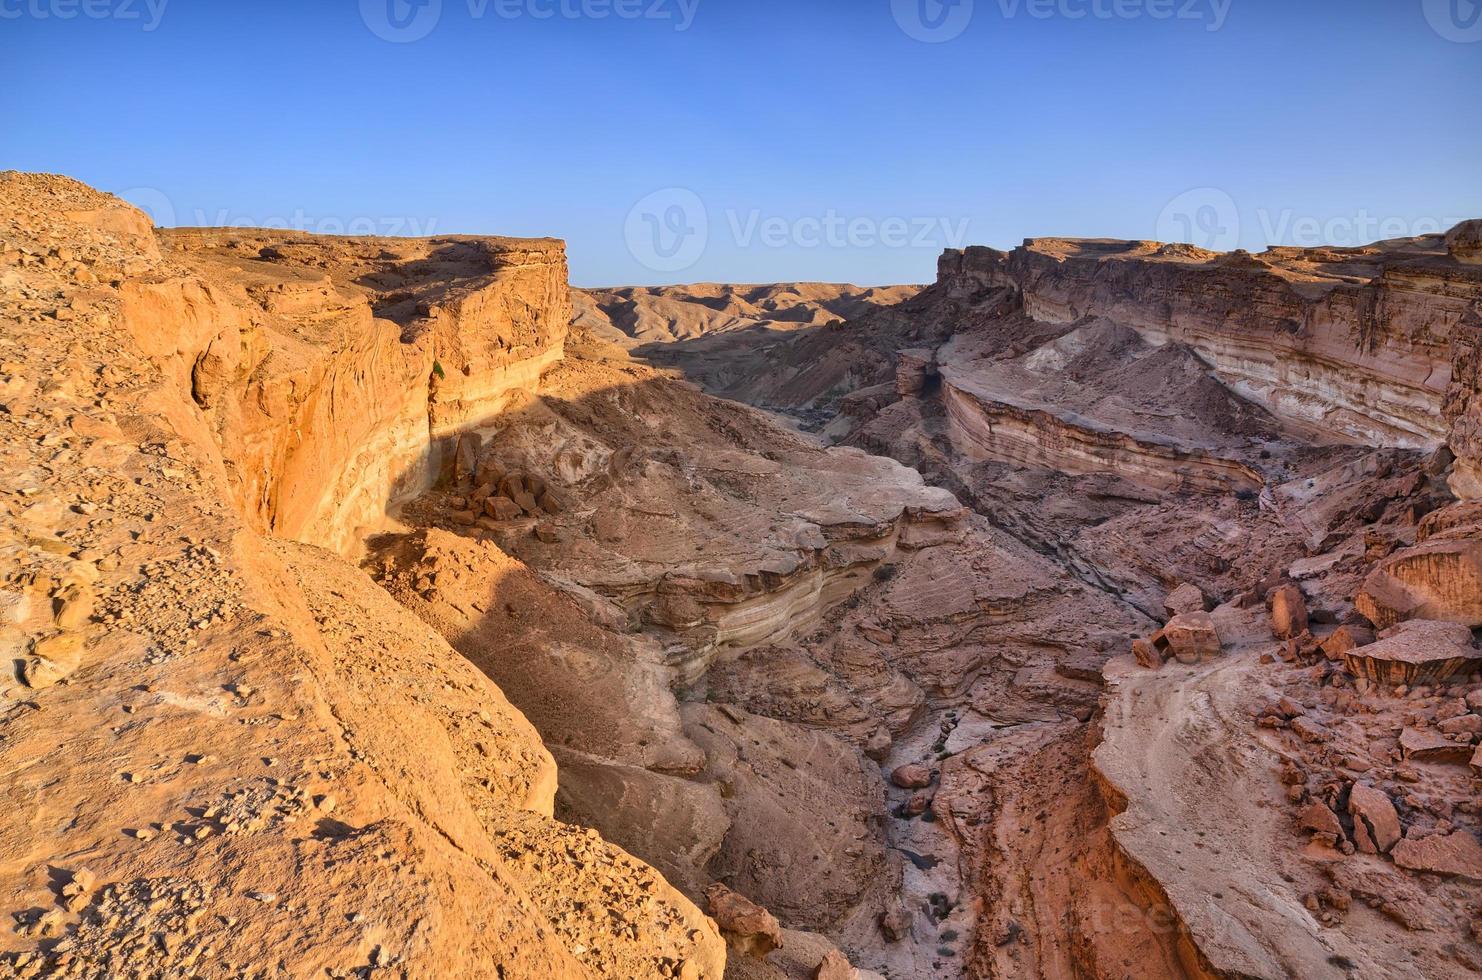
top-left (1355, 537), bottom-right (1482, 629)
top-left (1164, 582), bottom-right (1208, 619)
top-left (705, 884), bottom-right (782, 959)
top-left (1342, 619), bottom-right (1481, 686)
top-left (1160, 612), bottom-right (1222, 664)
top-left (1268, 584), bottom-right (1309, 641)
top-left (889, 763), bottom-right (933, 790)
top-left (1399, 726), bottom-right (1474, 765)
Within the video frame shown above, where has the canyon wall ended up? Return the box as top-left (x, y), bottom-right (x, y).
top-left (150, 229), bottom-right (572, 556)
top-left (938, 235), bottom-right (1482, 460)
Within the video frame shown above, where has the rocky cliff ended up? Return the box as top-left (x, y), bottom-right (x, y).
top-left (0, 173), bottom-right (722, 979)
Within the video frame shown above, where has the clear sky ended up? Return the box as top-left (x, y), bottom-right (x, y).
top-left (4, 0), bottom-right (1480, 285)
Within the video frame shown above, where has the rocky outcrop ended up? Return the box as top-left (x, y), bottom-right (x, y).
top-left (1392, 831), bottom-right (1482, 881)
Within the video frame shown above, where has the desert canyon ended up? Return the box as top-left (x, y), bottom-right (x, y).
top-left (4, 171), bottom-right (1482, 980)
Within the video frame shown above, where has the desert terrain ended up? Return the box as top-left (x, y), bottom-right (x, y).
top-left (2, 172), bottom-right (1481, 979)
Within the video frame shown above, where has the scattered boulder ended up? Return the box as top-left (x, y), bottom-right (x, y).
top-left (1398, 727), bottom-right (1473, 765)
top-left (1342, 619), bottom-right (1481, 686)
top-left (814, 949), bottom-right (857, 980)
top-left (1391, 831), bottom-right (1482, 881)
top-left (475, 456), bottom-right (506, 489)
top-left (1319, 624), bottom-right (1374, 662)
top-left (1290, 716), bottom-right (1331, 744)
top-left (1164, 582), bottom-right (1208, 620)
top-left (1160, 612), bottom-right (1221, 664)
top-left (21, 632), bottom-right (83, 689)
top-left (890, 764), bottom-right (933, 790)
top-left (1297, 801), bottom-right (1344, 839)
top-left (1347, 784), bottom-right (1401, 854)
top-left (705, 884), bottom-right (782, 958)
top-left (1132, 636), bottom-right (1164, 670)
top-left (498, 474), bottom-right (526, 500)
top-left (878, 906), bottom-right (912, 942)
top-left (1268, 584), bottom-right (1309, 640)
top-left (902, 791), bottom-right (932, 817)
top-left (485, 496), bottom-right (523, 522)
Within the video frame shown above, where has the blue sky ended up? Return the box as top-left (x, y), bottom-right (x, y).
top-left (4, 0), bottom-right (1479, 285)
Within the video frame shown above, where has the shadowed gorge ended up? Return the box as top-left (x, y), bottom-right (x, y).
top-left (3, 173), bottom-right (1482, 980)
